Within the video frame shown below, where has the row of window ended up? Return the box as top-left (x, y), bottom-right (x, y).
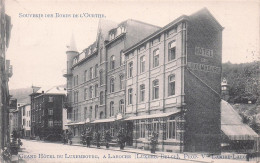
top-left (74, 74), bottom-right (125, 104)
top-left (22, 119), bottom-right (31, 127)
top-left (73, 100), bottom-right (125, 121)
top-left (127, 41), bottom-right (176, 78)
top-left (128, 75), bottom-right (176, 104)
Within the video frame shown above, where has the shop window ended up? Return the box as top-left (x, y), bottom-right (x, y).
top-left (167, 119), bottom-right (176, 139)
top-left (140, 121), bottom-right (146, 138)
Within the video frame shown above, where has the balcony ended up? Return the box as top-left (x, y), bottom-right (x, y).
top-left (64, 101), bottom-right (73, 109)
top-left (62, 69), bottom-right (72, 78)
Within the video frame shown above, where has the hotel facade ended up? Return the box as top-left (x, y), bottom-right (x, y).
top-left (64, 8), bottom-right (223, 153)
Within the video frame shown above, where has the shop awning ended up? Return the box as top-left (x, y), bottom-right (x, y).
top-left (91, 118), bottom-right (116, 124)
top-left (124, 110), bottom-right (181, 121)
top-left (222, 124), bottom-right (258, 140)
top-left (221, 100), bottom-right (259, 140)
top-left (65, 121), bottom-right (86, 126)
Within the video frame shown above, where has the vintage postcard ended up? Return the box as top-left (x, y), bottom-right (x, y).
top-left (1, 0), bottom-right (259, 162)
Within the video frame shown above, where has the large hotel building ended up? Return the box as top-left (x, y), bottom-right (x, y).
top-left (64, 8), bottom-right (223, 153)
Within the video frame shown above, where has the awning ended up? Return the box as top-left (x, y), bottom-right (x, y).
top-left (65, 121), bottom-right (86, 126)
top-left (91, 118), bottom-right (116, 124)
top-left (222, 124), bottom-right (258, 140)
top-left (124, 110), bottom-right (181, 121)
top-left (221, 100), bottom-right (259, 140)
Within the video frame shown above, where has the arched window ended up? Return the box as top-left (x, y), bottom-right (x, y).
top-left (128, 62), bottom-right (133, 78)
top-left (100, 70), bottom-right (103, 85)
top-left (120, 51), bottom-right (125, 66)
top-left (110, 101), bottom-right (114, 117)
top-left (168, 75), bottom-right (175, 96)
top-left (168, 41), bottom-right (176, 61)
top-left (128, 88), bottom-right (133, 105)
top-left (119, 75), bottom-right (124, 90)
top-left (90, 106), bottom-right (93, 118)
top-left (110, 55), bottom-right (115, 70)
top-left (119, 100), bottom-right (125, 114)
top-left (90, 67), bottom-right (93, 79)
top-left (110, 78), bottom-right (114, 93)
top-left (153, 49), bottom-right (159, 68)
top-left (95, 64), bottom-right (98, 77)
top-left (100, 91), bottom-right (104, 105)
top-left (140, 84), bottom-right (145, 102)
top-left (152, 80), bottom-right (159, 99)
top-left (89, 86), bottom-right (93, 99)
top-left (140, 56), bottom-right (145, 73)
top-left (100, 111), bottom-right (104, 119)
top-left (95, 105), bottom-right (98, 119)
top-left (84, 107), bottom-right (87, 120)
top-left (95, 84), bottom-right (98, 97)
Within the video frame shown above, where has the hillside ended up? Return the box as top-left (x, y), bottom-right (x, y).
top-left (222, 61), bottom-right (260, 104)
top-left (9, 84), bottom-right (66, 104)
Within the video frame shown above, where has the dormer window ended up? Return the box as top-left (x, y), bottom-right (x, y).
top-left (138, 44), bottom-right (146, 53)
top-left (152, 37), bottom-right (160, 45)
top-left (110, 33), bottom-right (115, 40)
top-left (167, 27), bottom-right (177, 37)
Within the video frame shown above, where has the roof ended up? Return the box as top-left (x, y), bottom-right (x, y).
top-left (125, 110), bottom-right (180, 121)
top-left (66, 33), bottom-right (78, 52)
top-left (123, 8), bottom-right (223, 54)
top-left (34, 86), bottom-right (66, 98)
top-left (91, 118), bottom-right (116, 124)
top-left (123, 14), bottom-right (188, 53)
top-left (221, 100), bottom-right (258, 140)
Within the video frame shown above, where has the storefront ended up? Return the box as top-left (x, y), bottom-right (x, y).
top-left (125, 110), bottom-right (183, 152)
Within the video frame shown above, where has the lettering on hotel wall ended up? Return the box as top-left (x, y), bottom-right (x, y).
top-left (187, 46), bottom-right (221, 74)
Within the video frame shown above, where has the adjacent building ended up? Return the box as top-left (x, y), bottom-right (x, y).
top-left (19, 104), bottom-right (31, 138)
top-left (0, 0), bottom-right (12, 154)
top-left (30, 87), bottom-right (66, 140)
top-left (64, 8), bottom-right (223, 153)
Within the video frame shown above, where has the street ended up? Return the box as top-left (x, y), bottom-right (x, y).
top-left (14, 139), bottom-right (253, 163)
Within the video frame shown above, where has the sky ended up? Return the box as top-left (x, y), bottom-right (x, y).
top-left (5, 0), bottom-right (260, 89)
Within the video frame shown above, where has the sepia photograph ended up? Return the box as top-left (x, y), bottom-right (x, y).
top-left (0, 0), bottom-right (259, 162)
